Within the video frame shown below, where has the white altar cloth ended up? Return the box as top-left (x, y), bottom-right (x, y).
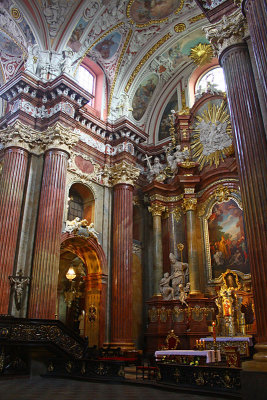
top-left (155, 350), bottom-right (221, 363)
top-left (200, 336), bottom-right (253, 346)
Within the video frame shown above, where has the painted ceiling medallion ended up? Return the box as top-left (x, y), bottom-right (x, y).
top-left (191, 101), bottom-right (234, 170)
top-left (190, 43), bottom-right (213, 66)
top-left (127, 0), bottom-right (184, 27)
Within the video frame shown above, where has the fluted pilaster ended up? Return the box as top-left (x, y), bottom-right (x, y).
top-left (0, 147), bottom-right (28, 314)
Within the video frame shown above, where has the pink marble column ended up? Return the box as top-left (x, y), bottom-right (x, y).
top-left (28, 149), bottom-right (69, 319)
top-left (109, 161), bottom-right (139, 349)
top-left (0, 147), bottom-right (28, 314)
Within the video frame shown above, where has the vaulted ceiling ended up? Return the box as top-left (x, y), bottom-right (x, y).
top-left (0, 1), bottom-right (214, 139)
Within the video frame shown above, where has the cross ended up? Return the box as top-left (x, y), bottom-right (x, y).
top-left (144, 154), bottom-right (153, 170)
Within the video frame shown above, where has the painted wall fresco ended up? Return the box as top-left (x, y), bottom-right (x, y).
top-left (132, 73), bottom-right (158, 121)
top-left (93, 32), bottom-right (121, 60)
top-left (208, 199), bottom-right (249, 279)
top-left (129, 0), bottom-right (182, 24)
top-left (158, 91), bottom-right (178, 140)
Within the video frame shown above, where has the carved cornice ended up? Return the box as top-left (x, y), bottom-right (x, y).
top-left (148, 203), bottom-right (166, 217)
top-left (111, 161), bottom-right (140, 186)
top-left (203, 9), bottom-right (247, 57)
top-left (0, 121), bottom-right (78, 155)
top-left (182, 197), bottom-right (197, 211)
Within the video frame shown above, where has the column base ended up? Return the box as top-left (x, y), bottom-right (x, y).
top-left (242, 343), bottom-right (267, 372)
top-left (189, 291), bottom-right (203, 298)
top-left (241, 343), bottom-right (267, 399)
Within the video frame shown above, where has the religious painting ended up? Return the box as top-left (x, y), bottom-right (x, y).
top-left (208, 199), bottom-right (249, 279)
top-left (128, 0), bottom-right (183, 25)
top-left (158, 91), bottom-right (178, 140)
top-left (93, 32), bottom-right (122, 60)
top-left (132, 73), bottom-right (158, 121)
top-left (68, 17), bottom-right (88, 47)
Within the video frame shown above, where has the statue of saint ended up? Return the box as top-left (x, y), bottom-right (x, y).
top-left (169, 253), bottom-right (189, 296)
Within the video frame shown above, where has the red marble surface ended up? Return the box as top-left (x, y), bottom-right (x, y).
top-left (28, 150), bottom-right (69, 319)
top-left (0, 147), bottom-right (28, 314)
top-left (220, 43), bottom-right (267, 342)
top-left (110, 183), bottom-right (134, 347)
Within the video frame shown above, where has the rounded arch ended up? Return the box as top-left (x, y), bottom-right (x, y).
top-left (61, 234), bottom-right (107, 275)
top-left (67, 182), bottom-right (96, 224)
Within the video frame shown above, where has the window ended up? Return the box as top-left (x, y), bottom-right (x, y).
top-left (77, 66), bottom-right (95, 105)
top-left (195, 67), bottom-right (226, 94)
top-left (68, 191), bottom-right (83, 221)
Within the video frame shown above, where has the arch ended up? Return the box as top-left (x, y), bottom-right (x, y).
top-left (67, 182), bottom-right (95, 224)
top-left (60, 234), bottom-right (107, 275)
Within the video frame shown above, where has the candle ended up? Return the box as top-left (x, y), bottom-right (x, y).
top-left (212, 321), bottom-right (216, 342)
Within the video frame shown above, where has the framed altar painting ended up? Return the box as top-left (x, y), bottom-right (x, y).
top-left (202, 196), bottom-right (250, 281)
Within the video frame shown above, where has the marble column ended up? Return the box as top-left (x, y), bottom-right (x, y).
top-left (148, 203), bottom-right (166, 295)
top-left (242, 0), bottom-right (267, 106)
top-left (109, 161), bottom-right (140, 349)
top-left (28, 124), bottom-right (78, 319)
top-left (205, 10), bottom-right (267, 367)
top-left (0, 146), bottom-right (28, 314)
top-left (183, 197), bottom-right (201, 295)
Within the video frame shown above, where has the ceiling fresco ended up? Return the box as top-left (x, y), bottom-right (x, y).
top-left (0, 0), bottom-right (213, 139)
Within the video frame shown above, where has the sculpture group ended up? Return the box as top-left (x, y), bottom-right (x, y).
top-left (160, 253), bottom-right (190, 305)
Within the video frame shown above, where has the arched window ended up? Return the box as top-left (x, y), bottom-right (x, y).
top-left (195, 66), bottom-right (226, 94)
top-left (68, 191), bottom-right (84, 221)
top-left (77, 65), bottom-right (95, 106)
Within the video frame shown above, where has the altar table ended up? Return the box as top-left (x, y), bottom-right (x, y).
top-left (200, 336), bottom-right (252, 356)
top-left (155, 349), bottom-right (221, 363)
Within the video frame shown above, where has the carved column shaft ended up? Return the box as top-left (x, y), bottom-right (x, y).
top-left (220, 44), bottom-right (267, 342)
top-left (28, 150), bottom-right (69, 319)
top-left (0, 147), bottom-right (28, 314)
top-left (243, 0), bottom-right (267, 106)
top-left (109, 161), bottom-right (140, 348)
top-left (183, 198), bottom-right (201, 295)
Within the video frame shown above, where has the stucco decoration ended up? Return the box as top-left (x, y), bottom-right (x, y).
top-left (41, 0), bottom-right (75, 38)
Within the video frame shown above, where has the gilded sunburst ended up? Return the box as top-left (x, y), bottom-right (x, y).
top-left (190, 43), bottom-right (213, 66)
top-left (191, 101), bottom-right (234, 170)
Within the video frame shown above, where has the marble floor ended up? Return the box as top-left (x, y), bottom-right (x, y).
top-left (0, 377), bottom-right (237, 400)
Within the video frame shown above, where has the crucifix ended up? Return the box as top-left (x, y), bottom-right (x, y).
top-left (144, 153), bottom-right (153, 170)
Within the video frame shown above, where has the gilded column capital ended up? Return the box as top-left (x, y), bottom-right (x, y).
top-left (0, 121), bottom-right (42, 153)
top-left (0, 121), bottom-right (79, 156)
top-left (183, 197), bottom-right (197, 211)
top-left (203, 9), bottom-right (248, 57)
top-left (43, 122), bottom-right (79, 155)
top-left (111, 161), bottom-right (140, 186)
top-left (148, 203), bottom-right (166, 217)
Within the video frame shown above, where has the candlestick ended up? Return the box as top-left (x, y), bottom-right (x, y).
top-left (212, 321), bottom-right (216, 343)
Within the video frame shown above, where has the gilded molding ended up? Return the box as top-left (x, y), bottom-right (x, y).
top-left (149, 193), bottom-right (183, 203)
top-left (190, 43), bottom-right (213, 66)
top-left (189, 14), bottom-right (205, 24)
top-left (183, 197), bottom-right (197, 211)
top-left (203, 9), bottom-right (248, 57)
top-left (171, 206), bottom-right (182, 222)
top-left (110, 160), bottom-right (140, 186)
top-left (148, 203), bottom-right (166, 217)
top-left (124, 33), bottom-right (171, 93)
top-left (174, 23), bottom-right (186, 33)
top-left (0, 121), bottom-right (78, 155)
top-left (108, 29), bottom-right (133, 115)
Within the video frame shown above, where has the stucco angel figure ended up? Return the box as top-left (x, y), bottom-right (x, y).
top-left (178, 283), bottom-right (190, 306)
top-left (61, 47), bottom-right (74, 75)
top-left (65, 217), bottom-right (81, 233)
top-left (169, 253), bottom-right (189, 296)
top-left (160, 272), bottom-right (174, 300)
top-left (198, 119), bottom-right (232, 156)
top-left (87, 223), bottom-right (100, 244)
top-left (25, 44), bottom-right (40, 75)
